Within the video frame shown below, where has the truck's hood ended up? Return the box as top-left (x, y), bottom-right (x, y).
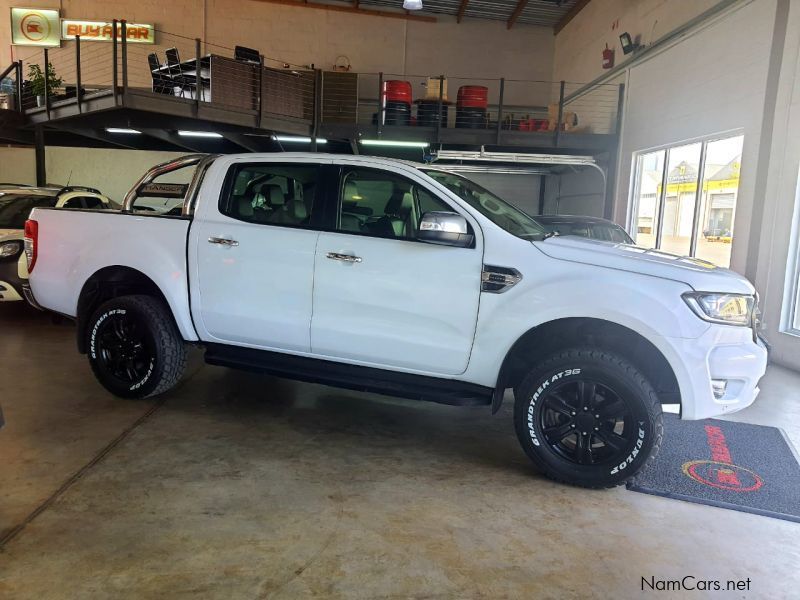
top-left (0, 228), bottom-right (22, 240)
top-left (533, 236), bottom-right (755, 294)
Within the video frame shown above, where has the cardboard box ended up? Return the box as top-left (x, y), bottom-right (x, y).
top-left (425, 77), bottom-right (449, 102)
top-left (547, 103), bottom-right (577, 131)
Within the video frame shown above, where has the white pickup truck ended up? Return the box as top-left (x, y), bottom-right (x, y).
top-left (26, 153), bottom-right (768, 488)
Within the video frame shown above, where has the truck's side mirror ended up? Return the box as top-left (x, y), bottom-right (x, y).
top-left (418, 211), bottom-right (474, 248)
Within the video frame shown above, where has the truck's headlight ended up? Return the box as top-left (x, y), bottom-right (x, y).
top-left (0, 240), bottom-right (23, 259)
top-left (682, 292), bottom-right (754, 326)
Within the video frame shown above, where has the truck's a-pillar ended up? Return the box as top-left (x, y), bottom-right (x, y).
top-left (35, 126), bottom-right (46, 186)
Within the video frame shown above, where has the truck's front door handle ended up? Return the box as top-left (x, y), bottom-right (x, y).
top-left (326, 252), bottom-right (362, 263)
top-left (208, 237), bottom-right (239, 247)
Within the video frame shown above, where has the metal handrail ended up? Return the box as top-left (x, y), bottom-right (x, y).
top-left (14, 22), bottom-right (625, 140)
top-left (0, 62), bottom-right (16, 81)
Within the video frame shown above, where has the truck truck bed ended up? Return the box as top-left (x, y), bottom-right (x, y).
top-left (27, 208), bottom-right (198, 342)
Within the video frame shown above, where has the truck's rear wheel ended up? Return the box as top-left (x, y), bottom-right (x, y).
top-left (514, 348), bottom-right (663, 488)
top-left (86, 295), bottom-right (187, 399)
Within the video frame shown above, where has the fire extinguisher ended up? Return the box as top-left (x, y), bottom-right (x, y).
top-left (602, 44), bottom-right (615, 69)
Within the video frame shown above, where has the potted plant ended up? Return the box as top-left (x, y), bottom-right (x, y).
top-left (27, 62), bottom-right (62, 108)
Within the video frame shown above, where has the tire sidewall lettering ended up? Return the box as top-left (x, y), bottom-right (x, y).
top-left (90, 309), bottom-right (127, 359)
top-left (89, 307), bottom-right (154, 392)
top-left (609, 424), bottom-right (646, 475)
top-left (527, 368), bottom-right (582, 447)
top-left (129, 358), bottom-right (155, 391)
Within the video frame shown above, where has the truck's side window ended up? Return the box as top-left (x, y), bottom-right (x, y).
top-left (62, 196), bottom-right (105, 209)
top-left (337, 168), bottom-right (453, 239)
top-left (221, 163), bottom-right (319, 228)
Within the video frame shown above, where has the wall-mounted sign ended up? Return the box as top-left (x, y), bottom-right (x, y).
top-left (61, 20), bottom-right (156, 44)
top-left (10, 7), bottom-right (61, 47)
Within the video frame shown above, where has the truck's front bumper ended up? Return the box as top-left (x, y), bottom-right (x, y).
top-left (662, 324), bottom-right (768, 421)
top-left (0, 256), bottom-right (25, 302)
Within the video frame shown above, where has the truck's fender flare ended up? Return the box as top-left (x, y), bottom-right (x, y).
top-left (75, 265), bottom-right (195, 353)
top-left (490, 317), bottom-right (685, 415)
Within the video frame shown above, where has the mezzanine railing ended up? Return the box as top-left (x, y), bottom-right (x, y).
top-left (1, 21), bottom-right (624, 145)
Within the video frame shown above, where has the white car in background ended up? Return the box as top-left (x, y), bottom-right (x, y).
top-left (0, 186), bottom-right (112, 303)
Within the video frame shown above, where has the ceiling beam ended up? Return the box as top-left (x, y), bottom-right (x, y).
top-left (507, 0), bottom-right (529, 30)
top-left (251, 0), bottom-right (437, 23)
top-left (54, 126), bottom-right (141, 150)
top-left (138, 128), bottom-right (205, 152)
top-left (220, 132), bottom-right (267, 152)
top-left (554, 0), bottom-right (593, 34)
top-left (457, 0), bottom-right (469, 23)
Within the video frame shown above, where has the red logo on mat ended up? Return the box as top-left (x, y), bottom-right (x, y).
top-left (682, 460), bottom-right (763, 492)
top-left (681, 425), bottom-right (764, 492)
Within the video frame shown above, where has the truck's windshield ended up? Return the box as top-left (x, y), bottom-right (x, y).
top-left (422, 169), bottom-right (546, 241)
top-left (0, 194), bottom-right (56, 229)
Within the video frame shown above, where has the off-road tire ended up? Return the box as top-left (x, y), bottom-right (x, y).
top-left (86, 295), bottom-right (187, 399)
top-left (514, 347), bottom-right (663, 488)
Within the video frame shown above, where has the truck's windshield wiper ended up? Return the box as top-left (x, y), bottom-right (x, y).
top-left (542, 231), bottom-right (560, 241)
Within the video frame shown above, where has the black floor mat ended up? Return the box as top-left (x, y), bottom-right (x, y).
top-left (628, 414), bottom-right (800, 523)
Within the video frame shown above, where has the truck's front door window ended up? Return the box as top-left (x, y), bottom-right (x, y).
top-left (337, 168), bottom-right (453, 239)
top-left (221, 163), bottom-right (319, 228)
top-left (423, 169), bottom-right (546, 241)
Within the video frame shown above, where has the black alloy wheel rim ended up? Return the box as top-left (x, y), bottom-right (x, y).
top-left (538, 379), bottom-right (634, 466)
top-left (96, 313), bottom-right (152, 384)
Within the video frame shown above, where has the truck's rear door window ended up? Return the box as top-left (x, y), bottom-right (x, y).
top-left (221, 163), bottom-right (320, 228)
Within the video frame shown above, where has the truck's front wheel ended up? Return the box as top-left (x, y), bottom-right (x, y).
top-left (86, 295), bottom-right (187, 399)
top-left (514, 348), bottom-right (663, 488)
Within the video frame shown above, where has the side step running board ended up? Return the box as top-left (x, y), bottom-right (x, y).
top-left (204, 343), bottom-right (492, 407)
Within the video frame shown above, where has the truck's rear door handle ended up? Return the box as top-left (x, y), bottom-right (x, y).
top-left (326, 252), bottom-right (362, 263)
top-left (208, 237), bottom-right (239, 247)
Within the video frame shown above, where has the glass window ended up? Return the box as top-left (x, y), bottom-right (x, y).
top-left (591, 223), bottom-right (632, 244)
top-left (659, 143), bottom-right (702, 257)
top-left (630, 135), bottom-right (744, 267)
top-left (695, 136), bottom-right (744, 267)
top-left (632, 150), bottom-right (665, 249)
top-left (132, 164), bottom-right (196, 216)
top-left (0, 194), bottom-right (56, 228)
top-left (61, 196), bottom-right (104, 209)
top-left (81, 196), bottom-right (106, 209)
top-left (61, 197), bottom-right (84, 209)
top-left (423, 169), bottom-right (546, 240)
top-left (337, 168), bottom-right (452, 239)
top-left (221, 163), bottom-right (319, 227)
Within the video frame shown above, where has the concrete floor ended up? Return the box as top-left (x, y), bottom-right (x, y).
top-left (1, 303), bottom-right (799, 599)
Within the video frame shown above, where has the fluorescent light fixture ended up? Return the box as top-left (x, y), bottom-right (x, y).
top-left (360, 139), bottom-right (429, 148)
top-left (403, 0), bottom-right (423, 9)
top-left (177, 130), bottom-right (223, 138)
top-left (273, 135), bottom-right (327, 143)
top-left (106, 127), bottom-right (141, 134)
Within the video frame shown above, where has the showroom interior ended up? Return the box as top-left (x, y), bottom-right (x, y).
top-left (1, 0), bottom-right (800, 597)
